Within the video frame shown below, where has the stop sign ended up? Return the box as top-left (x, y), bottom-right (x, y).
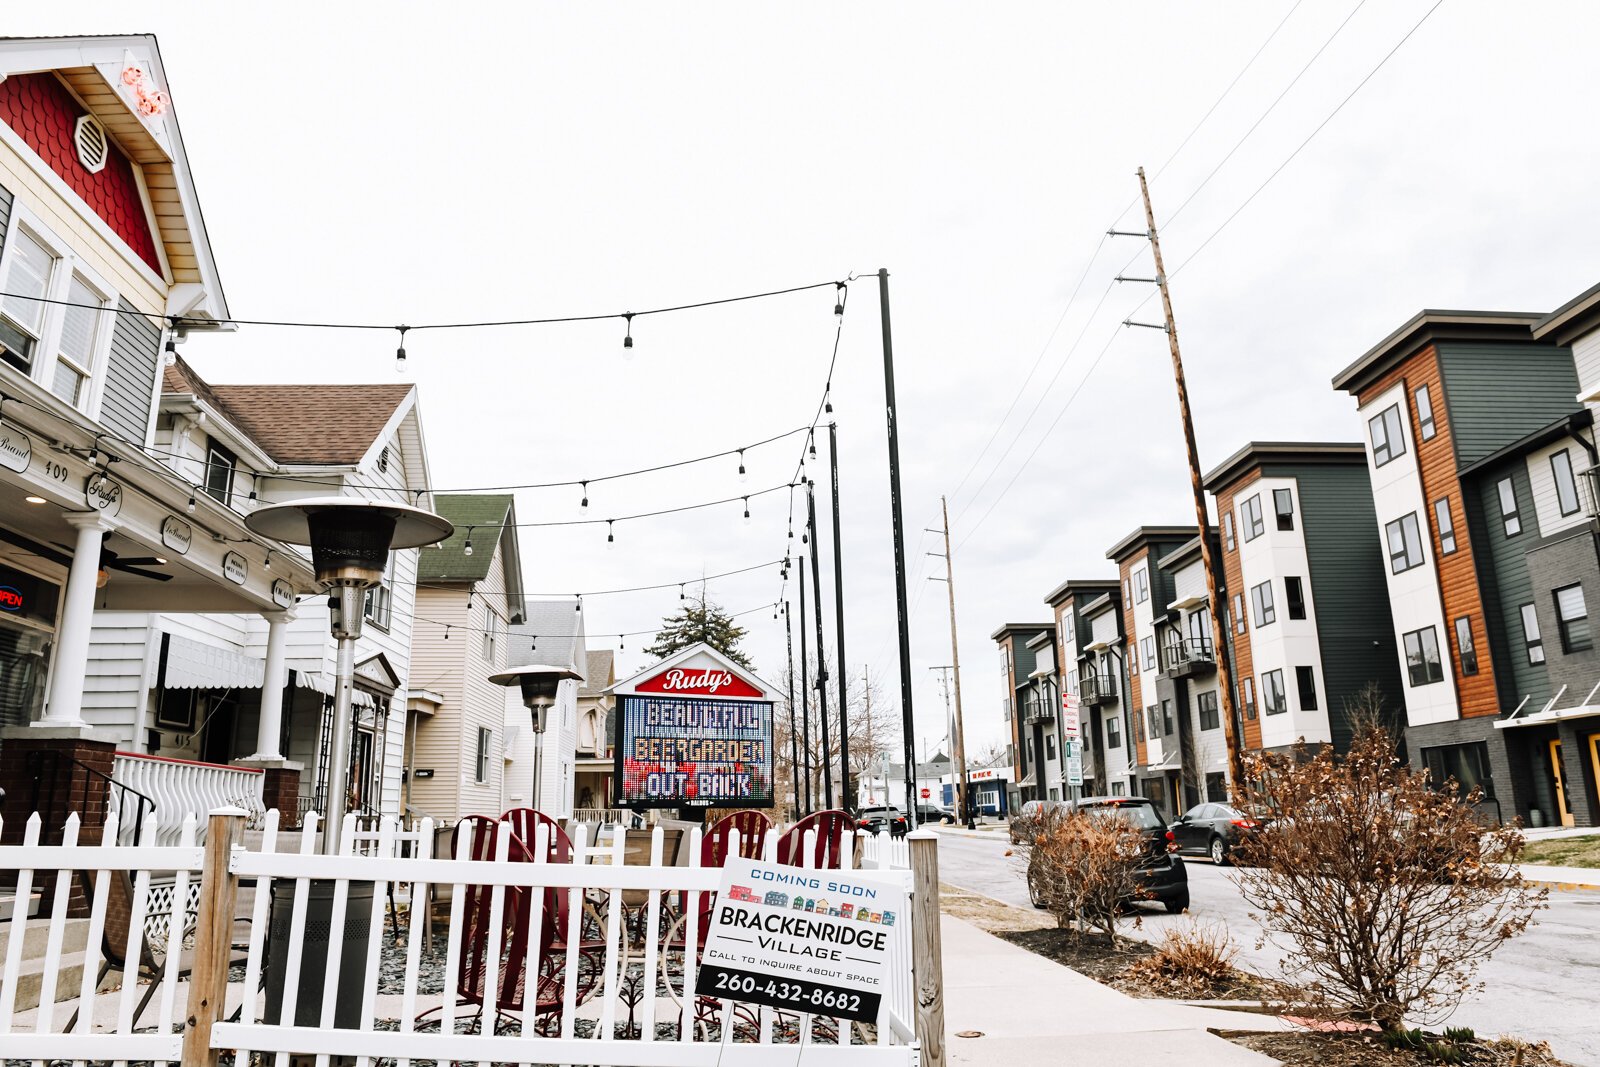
top-left (920, 787), bottom-right (931, 799)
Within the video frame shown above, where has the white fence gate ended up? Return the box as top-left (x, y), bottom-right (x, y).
top-left (0, 807), bottom-right (945, 1067)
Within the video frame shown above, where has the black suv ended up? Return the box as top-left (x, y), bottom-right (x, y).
top-left (1028, 796), bottom-right (1189, 913)
top-left (857, 805), bottom-right (909, 837)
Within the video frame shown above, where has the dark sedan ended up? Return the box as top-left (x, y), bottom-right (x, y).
top-left (1027, 796), bottom-right (1188, 913)
top-left (1169, 802), bottom-right (1267, 865)
top-left (857, 805), bottom-right (909, 837)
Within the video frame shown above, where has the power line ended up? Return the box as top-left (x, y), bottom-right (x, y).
top-left (406, 557), bottom-right (786, 599)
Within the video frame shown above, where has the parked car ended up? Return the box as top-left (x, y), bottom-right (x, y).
top-left (1026, 796), bottom-right (1188, 913)
top-left (914, 803), bottom-right (954, 826)
top-left (1008, 799), bottom-right (1068, 844)
top-left (857, 805), bottom-right (909, 837)
top-left (1169, 802), bottom-right (1269, 865)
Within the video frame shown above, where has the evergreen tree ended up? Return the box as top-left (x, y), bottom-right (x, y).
top-left (644, 594), bottom-right (754, 669)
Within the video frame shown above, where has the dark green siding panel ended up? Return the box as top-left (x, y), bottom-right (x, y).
top-left (1468, 459), bottom-right (1549, 710)
top-left (1283, 463), bottom-right (1404, 752)
top-left (98, 298), bottom-right (162, 446)
top-left (1436, 343), bottom-right (1580, 468)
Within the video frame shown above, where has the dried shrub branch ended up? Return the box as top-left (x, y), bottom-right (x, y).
top-left (1019, 807), bottom-right (1149, 948)
top-left (1123, 920), bottom-right (1240, 998)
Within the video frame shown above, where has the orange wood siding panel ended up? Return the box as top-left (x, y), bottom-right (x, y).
top-left (1120, 553), bottom-right (1147, 766)
top-left (1215, 473), bottom-right (1262, 749)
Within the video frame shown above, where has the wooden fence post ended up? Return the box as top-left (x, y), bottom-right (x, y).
top-left (181, 806), bottom-right (247, 1067)
top-left (907, 829), bottom-right (945, 1067)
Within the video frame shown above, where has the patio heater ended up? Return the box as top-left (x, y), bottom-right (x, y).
top-left (490, 664), bottom-right (581, 812)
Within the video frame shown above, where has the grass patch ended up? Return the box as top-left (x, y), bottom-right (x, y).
top-left (1520, 835), bottom-right (1600, 869)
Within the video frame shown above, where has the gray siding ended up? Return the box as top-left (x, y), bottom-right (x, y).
top-left (1437, 343), bottom-right (1580, 468)
top-left (1279, 462), bottom-right (1404, 752)
top-left (0, 182), bottom-right (12, 256)
top-left (99, 299), bottom-right (162, 446)
top-left (1524, 529), bottom-right (1600, 715)
top-left (1468, 460), bottom-right (1550, 711)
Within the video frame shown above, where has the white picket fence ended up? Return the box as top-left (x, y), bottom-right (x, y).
top-left (0, 807), bottom-right (938, 1067)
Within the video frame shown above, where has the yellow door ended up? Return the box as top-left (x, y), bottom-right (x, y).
top-left (1589, 735), bottom-right (1600, 824)
top-left (1550, 740), bottom-right (1575, 828)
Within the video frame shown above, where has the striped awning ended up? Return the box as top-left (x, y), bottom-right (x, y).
top-left (163, 635), bottom-right (265, 690)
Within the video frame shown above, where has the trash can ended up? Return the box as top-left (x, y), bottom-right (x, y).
top-left (264, 880), bottom-right (374, 1028)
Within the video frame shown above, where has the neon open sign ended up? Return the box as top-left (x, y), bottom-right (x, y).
top-left (0, 585), bottom-right (22, 611)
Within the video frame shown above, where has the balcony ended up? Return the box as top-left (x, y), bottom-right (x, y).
top-left (1023, 699), bottom-right (1054, 726)
top-left (1162, 638), bottom-right (1217, 680)
top-left (1079, 674), bottom-right (1117, 707)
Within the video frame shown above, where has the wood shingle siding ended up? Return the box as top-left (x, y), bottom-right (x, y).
top-left (99, 297), bottom-right (162, 446)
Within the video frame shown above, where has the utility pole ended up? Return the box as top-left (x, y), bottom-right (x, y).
top-left (827, 420), bottom-right (851, 816)
top-left (785, 598), bottom-right (800, 819)
top-left (926, 496), bottom-right (973, 828)
top-left (876, 268), bottom-right (919, 830)
top-left (929, 665), bottom-right (955, 814)
top-left (1112, 167), bottom-right (1245, 792)
top-left (799, 555), bottom-right (812, 813)
top-left (807, 480), bottom-right (832, 809)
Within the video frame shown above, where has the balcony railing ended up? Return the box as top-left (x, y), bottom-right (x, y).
top-left (1079, 674), bottom-right (1117, 707)
top-left (1023, 699), bottom-right (1054, 725)
top-left (112, 751), bottom-right (266, 846)
top-left (1161, 637), bottom-right (1217, 678)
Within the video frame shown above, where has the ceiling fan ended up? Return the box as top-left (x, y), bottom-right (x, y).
top-left (0, 526), bottom-right (173, 581)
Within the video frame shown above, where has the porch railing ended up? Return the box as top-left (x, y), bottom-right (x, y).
top-left (110, 752), bottom-right (265, 846)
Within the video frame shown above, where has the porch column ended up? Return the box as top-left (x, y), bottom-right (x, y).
top-left (40, 512), bottom-right (116, 728)
top-left (249, 608), bottom-right (295, 760)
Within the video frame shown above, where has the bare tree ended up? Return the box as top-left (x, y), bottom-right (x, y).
top-left (771, 652), bottom-right (893, 816)
top-left (1232, 714), bottom-right (1546, 1030)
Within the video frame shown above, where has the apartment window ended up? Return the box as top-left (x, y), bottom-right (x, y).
top-left (1454, 616), bottom-right (1478, 675)
top-left (474, 727), bottom-right (492, 783)
top-left (1403, 626), bottom-right (1445, 686)
top-left (1556, 584), bottom-right (1592, 653)
top-left (1414, 385), bottom-right (1436, 441)
top-left (999, 646), bottom-right (1009, 678)
top-left (1241, 494), bottom-right (1265, 541)
top-left (1261, 669), bottom-right (1287, 715)
top-left (1134, 709), bottom-right (1145, 742)
top-left (1123, 578), bottom-right (1130, 602)
top-left (1223, 511), bottom-right (1235, 551)
top-left (1274, 488), bottom-right (1295, 531)
top-left (1251, 580), bottom-right (1276, 627)
top-left (204, 440), bottom-right (236, 505)
top-left (1161, 699), bottom-right (1174, 735)
top-left (1285, 576), bottom-right (1306, 620)
top-left (1147, 706), bottom-right (1161, 738)
top-left (1295, 666), bottom-right (1317, 711)
top-left (1521, 603), bottom-right (1545, 664)
top-left (1133, 566), bottom-right (1149, 604)
top-left (1205, 772), bottom-right (1227, 802)
top-left (1141, 635), bottom-right (1155, 671)
top-left (1551, 449), bottom-right (1582, 517)
top-left (1106, 715), bottom-right (1122, 748)
top-left (1386, 512), bottom-right (1425, 573)
top-left (1197, 690), bottom-right (1219, 731)
top-left (1066, 668), bottom-right (1079, 694)
top-left (1232, 593), bottom-right (1246, 634)
top-left (1497, 477), bottom-right (1521, 537)
top-left (1433, 498), bottom-right (1457, 555)
top-left (1422, 741), bottom-right (1494, 799)
top-left (1187, 608), bottom-right (1209, 645)
top-left (1045, 734), bottom-right (1055, 760)
top-left (1369, 404), bottom-right (1407, 467)
top-left (1111, 782), bottom-right (1126, 796)
top-left (1241, 677), bottom-right (1257, 719)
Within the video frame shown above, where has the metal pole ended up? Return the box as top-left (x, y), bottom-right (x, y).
top-left (828, 421), bottom-right (851, 816)
top-left (807, 480), bottom-right (832, 810)
top-left (532, 730), bottom-right (544, 813)
top-left (876, 268), bottom-right (919, 830)
top-left (1133, 167), bottom-right (1245, 792)
top-left (939, 496), bottom-right (973, 828)
top-left (786, 600), bottom-right (800, 819)
top-left (324, 631), bottom-right (357, 855)
top-left (799, 555), bottom-right (812, 814)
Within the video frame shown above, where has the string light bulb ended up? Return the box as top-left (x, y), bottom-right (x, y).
top-left (264, 551), bottom-right (273, 572)
top-left (679, 583), bottom-right (685, 601)
top-left (575, 595), bottom-right (582, 614)
top-left (87, 444), bottom-right (100, 466)
top-left (530, 635), bottom-right (537, 651)
top-left (737, 449), bottom-right (747, 482)
top-left (619, 634), bottom-right (625, 650)
top-left (607, 519), bottom-right (615, 548)
top-left (395, 325), bottom-right (409, 373)
top-left (834, 282), bottom-right (846, 323)
top-left (463, 527), bottom-right (474, 556)
top-left (444, 625), bottom-right (451, 640)
top-left (580, 480), bottom-right (589, 511)
top-left (622, 312), bottom-right (634, 356)
top-left (825, 395), bottom-right (833, 415)
top-left (808, 433), bottom-right (817, 459)
top-left (187, 492), bottom-right (196, 514)
top-left (742, 497), bottom-right (750, 524)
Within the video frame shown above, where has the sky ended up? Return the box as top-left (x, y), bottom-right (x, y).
top-left (20, 1), bottom-right (1600, 764)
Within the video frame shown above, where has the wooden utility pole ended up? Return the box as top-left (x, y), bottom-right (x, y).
top-left (1126, 166), bottom-right (1246, 791)
top-left (927, 497), bottom-right (972, 827)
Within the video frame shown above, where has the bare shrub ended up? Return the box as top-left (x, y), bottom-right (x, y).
top-left (1123, 920), bottom-right (1240, 998)
top-left (1020, 807), bottom-right (1149, 948)
top-left (1232, 719), bottom-right (1546, 1031)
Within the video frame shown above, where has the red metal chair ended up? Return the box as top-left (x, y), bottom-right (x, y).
top-left (777, 809), bottom-right (854, 869)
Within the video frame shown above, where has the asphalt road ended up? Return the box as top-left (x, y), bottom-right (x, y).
top-left (936, 830), bottom-right (1600, 1066)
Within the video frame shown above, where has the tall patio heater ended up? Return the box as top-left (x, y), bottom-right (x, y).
top-left (490, 664), bottom-right (582, 812)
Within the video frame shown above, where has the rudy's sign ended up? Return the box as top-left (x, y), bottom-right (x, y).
top-left (695, 859), bottom-right (905, 1024)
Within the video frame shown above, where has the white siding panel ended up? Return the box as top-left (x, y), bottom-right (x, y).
top-left (1525, 435), bottom-right (1593, 539)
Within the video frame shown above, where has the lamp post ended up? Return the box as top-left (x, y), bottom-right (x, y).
top-left (246, 496), bottom-right (452, 855)
top-left (489, 664), bottom-right (582, 812)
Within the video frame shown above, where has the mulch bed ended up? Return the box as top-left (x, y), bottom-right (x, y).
top-left (1227, 1030), bottom-right (1573, 1067)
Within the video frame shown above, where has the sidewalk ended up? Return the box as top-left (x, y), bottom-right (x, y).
top-left (939, 914), bottom-right (1286, 1066)
top-left (933, 822), bottom-right (1010, 840)
top-left (1517, 863), bottom-right (1600, 889)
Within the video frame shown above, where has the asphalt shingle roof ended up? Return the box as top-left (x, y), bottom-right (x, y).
top-left (420, 495), bottom-right (515, 583)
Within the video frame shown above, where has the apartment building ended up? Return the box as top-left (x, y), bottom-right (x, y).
top-left (991, 622), bottom-right (1051, 808)
top-left (1333, 310), bottom-right (1595, 827)
top-left (1203, 442), bottom-right (1403, 764)
top-left (1148, 534), bottom-right (1229, 808)
top-left (1045, 579), bottom-right (1121, 797)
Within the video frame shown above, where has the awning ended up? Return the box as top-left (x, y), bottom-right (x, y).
top-left (1495, 703), bottom-right (1600, 729)
top-left (163, 634), bottom-right (265, 689)
top-left (1015, 772), bottom-right (1036, 789)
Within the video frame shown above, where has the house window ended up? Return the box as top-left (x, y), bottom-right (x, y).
top-left (1369, 404), bottom-right (1407, 467)
top-left (1241, 677), bottom-right (1257, 719)
top-left (1197, 690), bottom-right (1219, 730)
top-left (1285, 576), bottom-right (1306, 620)
top-left (1433, 498), bottom-right (1457, 555)
top-left (363, 551), bottom-right (394, 630)
top-left (1261, 669), bottom-right (1286, 715)
top-left (1521, 603), bottom-right (1545, 664)
top-left (1295, 666), bottom-right (1317, 711)
top-left (1223, 511), bottom-right (1235, 551)
top-left (1414, 385), bottom-right (1436, 441)
top-left (1422, 742), bottom-right (1494, 799)
top-left (1556, 584), bottom-right (1592, 653)
top-left (1046, 734), bottom-right (1056, 760)
top-left (474, 727), bottom-right (492, 783)
top-left (0, 228), bottom-right (56, 375)
top-left (1161, 699), bottom-right (1174, 735)
top-left (1251, 580), bottom-right (1276, 627)
top-left (1241, 494), bottom-right (1265, 541)
top-left (1232, 593), bottom-right (1246, 634)
top-left (1274, 488), bottom-right (1294, 531)
top-left (482, 608), bottom-right (501, 662)
top-left (1386, 512), bottom-right (1425, 573)
top-left (1141, 636), bottom-right (1155, 671)
top-left (1133, 566), bottom-right (1149, 604)
top-left (1106, 715), bottom-right (1121, 748)
top-left (1454, 616), bottom-right (1478, 675)
top-left (1205, 772), bottom-right (1227, 802)
top-left (204, 440), bottom-right (236, 505)
top-left (53, 275), bottom-right (105, 406)
top-left (1497, 477), bottom-right (1521, 537)
top-left (1403, 626), bottom-right (1445, 686)
top-left (1551, 449), bottom-right (1582, 517)
top-left (0, 212), bottom-right (115, 413)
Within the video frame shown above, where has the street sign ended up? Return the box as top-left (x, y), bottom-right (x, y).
top-left (695, 859), bottom-right (905, 1024)
top-left (1063, 738), bottom-right (1083, 786)
top-left (1061, 692), bottom-right (1081, 739)
top-left (919, 787), bottom-right (931, 800)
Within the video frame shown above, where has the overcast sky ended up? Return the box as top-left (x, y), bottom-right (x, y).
top-left (24, 1), bottom-right (1600, 762)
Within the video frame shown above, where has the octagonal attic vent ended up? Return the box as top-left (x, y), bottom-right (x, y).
top-left (74, 115), bottom-right (108, 174)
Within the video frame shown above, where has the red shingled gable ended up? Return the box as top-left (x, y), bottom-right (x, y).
top-left (0, 72), bottom-right (162, 273)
